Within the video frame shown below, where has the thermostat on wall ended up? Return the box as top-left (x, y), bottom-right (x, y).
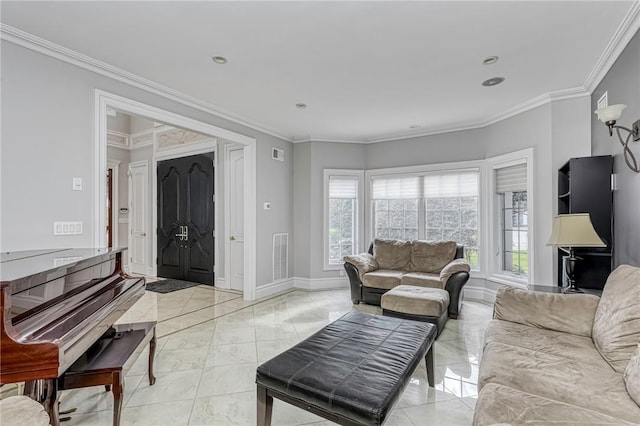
top-left (119, 208), bottom-right (129, 214)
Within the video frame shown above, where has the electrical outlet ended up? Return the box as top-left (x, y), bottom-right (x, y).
top-left (632, 119), bottom-right (640, 141)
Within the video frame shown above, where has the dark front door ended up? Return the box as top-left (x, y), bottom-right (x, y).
top-left (157, 152), bottom-right (215, 284)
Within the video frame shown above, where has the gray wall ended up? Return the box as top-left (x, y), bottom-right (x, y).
top-left (591, 31), bottom-right (640, 267)
top-left (293, 142), bottom-right (366, 279)
top-left (296, 97), bottom-right (591, 286)
top-left (107, 112), bottom-right (130, 134)
top-left (0, 40), bottom-right (293, 287)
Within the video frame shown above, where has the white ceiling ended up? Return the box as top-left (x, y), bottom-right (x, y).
top-left (1, 1), bottom-right (636, 142)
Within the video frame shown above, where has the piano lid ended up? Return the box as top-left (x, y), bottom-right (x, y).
top-left (0, 248), bottom-right (127, 285)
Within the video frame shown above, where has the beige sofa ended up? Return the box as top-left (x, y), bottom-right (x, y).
top-left (343, 238), bottom-right (470, 318)
top-left (474, 265), bottom-right (640, 425)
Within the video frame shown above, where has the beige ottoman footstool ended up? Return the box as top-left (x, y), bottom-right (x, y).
top-left (381, 285), bottom-right (449, 336)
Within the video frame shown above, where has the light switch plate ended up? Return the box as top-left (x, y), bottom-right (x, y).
top-left (72, 177), bottom-right (83, 191)
top-left (54, 221), bottom-right (83, 235)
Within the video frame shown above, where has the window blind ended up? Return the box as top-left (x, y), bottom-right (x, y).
top-left (496, 164), bottom-right (527, 193)
top-left (371, 176), bottom-right (420, 199)
top-left (329, 176), bottom-right (358, 199)
top-left (423, 171), bottom-right (479, 197)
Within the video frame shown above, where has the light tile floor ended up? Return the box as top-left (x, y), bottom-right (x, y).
top-left (58, 286), bottom-right (492, 426)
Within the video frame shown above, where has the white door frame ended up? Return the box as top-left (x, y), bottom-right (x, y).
top-left (106, 159), bottom-right (120, 248)
top-left (224, 144), bottom-right (245, 292)
top-left (95, 90), bottom-right (258, 300)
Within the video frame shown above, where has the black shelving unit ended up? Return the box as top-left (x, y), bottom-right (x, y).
top-left (557, 155), bottom-right (614, 290)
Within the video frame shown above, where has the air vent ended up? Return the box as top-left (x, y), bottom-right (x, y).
top-left (272, 148), bottom-right (284, 161)
top-left (273, 233), bottom-right (288, 282)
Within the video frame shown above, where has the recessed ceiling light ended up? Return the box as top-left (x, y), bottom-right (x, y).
top-left (295, 103), bottom-right (307, 109)
top-left (482, 56), bottom-right (499, 65)
top-left (409, 125), bottom-right (422, 129)
top-left (212, 56), bottom-right (227, 64)
top-left (482, 77), bottom-right (505, 87)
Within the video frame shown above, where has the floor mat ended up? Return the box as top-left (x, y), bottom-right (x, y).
top-left (145, 279), bottom-right (211, 294)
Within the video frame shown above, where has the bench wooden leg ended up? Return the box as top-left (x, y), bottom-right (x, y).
top-left (148, 327), bottom-right (157, 385)
top-left (256, 385), bottom-right (273, 426)
top-left (425, 346), bottom-right (434, 387)
top-left (112, 371), bottom-right (124, 426)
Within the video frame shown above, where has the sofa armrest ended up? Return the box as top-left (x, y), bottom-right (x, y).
top-left (439, 258), bottom-right (470, 286)
top-left (494, 287), bottom-right (600, 337)
top-left (343, 253), bottom-right (378, 279)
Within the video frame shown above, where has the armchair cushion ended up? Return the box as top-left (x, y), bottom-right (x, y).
top-left (373, 238), bottom-right (411, 270)
top-left (493, 287), bottom-right (600, 337)
top-left (343, 253), bottom-right (378, 281)
top-left (408, 240), bottom-right (457, 273)
top-left (439, 258), bottom-right (470, 286)
top-left (592, 265), bottom-right (640, 373)
top-left (624, 343), bottom-right (640, 406)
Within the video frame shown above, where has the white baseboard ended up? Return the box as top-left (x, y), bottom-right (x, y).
top-left (255, 278), bottom-right (294, 299)
top-left (294, 276), bottom-right (349, 291)
top-left (216, 277), bottom-right (229, 289)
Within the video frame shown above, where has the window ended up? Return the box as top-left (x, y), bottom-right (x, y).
top-left (372, 177), bottom-right (420, 240)
top-left (371, 170), bottom-right (480, 269)
top-left (501, 191), bottom-right (528, 275)
top-left (492, 157), bottom-right (531, 282)
top-left (424, 172), bottom-right (479, 268)
top-left (324, 170), bottom-right (363, 269)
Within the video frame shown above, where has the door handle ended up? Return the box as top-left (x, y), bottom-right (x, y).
top-left (230, 236), bottom-right (235, 241)
top-left (175, 226), bottom-right (187, 240)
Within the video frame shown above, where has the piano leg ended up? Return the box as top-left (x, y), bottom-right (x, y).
top-left (148, 327), bottom-right (157, 385)
top-left (112, 371), bottom-right (124, 426)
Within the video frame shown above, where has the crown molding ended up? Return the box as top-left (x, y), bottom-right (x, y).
top-left (364, 86), bottom-right (590, 144)
top-left (584, 0), bottom-right (640, 92)
top-left (0, 24), bottom-right (292, 143)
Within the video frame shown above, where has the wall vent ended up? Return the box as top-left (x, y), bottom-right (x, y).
top-left (273, 233), bottom-right (288, 282)
top-left (272, 148), bottom-right (284, 161)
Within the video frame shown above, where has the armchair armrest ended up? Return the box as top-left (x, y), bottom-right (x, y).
top-left (439, 258), bottom-right (470, 286)
top-left (494, 287), bottom-right (600, 337)
top-left (343, 253), bottom-right (378, 280)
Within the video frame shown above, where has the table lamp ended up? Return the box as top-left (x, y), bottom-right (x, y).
top-left (547, 213), bottom-right (606, 293)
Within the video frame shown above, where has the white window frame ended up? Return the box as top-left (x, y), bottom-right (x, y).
top-left (486, 148), bottom-right (535, 287)
top-left (365, 160), bottom-right (484, 272)
top-left (323, 169), bottom-right (364, 271)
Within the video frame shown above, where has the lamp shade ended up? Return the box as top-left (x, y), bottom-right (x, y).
top-left (547, 214), bottom-right (606, 247)
top-left (594, 104), bottom-right (626, 123)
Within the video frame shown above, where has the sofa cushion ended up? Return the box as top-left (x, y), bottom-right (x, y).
top-left (474, 383), bottom-right (636, 426)
top-left (479, 342), bottom-right (640, 423)
top-left (484, 320), bottom-right (611, 370)
top-left (400, 272), bottom-right (442, 289)
top-left (408, 240), bottom-right (456, 273)
top-left (625, 343), bottom-right (640, 407)
top-left (381, 286), bottom-right (449, 317)
top-left (592, 265), bottom-right (640, 373)
top-left (361, 270), bottom-right (404, 290)
top-left (0, 396), bottom-right (50, 426)
top-left (373, 238), bottom-right (411, 270)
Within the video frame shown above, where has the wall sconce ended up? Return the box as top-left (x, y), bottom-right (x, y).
top-left (594, 104), bottom-right (640, 172)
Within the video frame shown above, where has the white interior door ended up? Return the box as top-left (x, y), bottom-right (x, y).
top-left (128, 161), bottom-right (148, 275)
top-left (227, 148), bottom-right (245, 292)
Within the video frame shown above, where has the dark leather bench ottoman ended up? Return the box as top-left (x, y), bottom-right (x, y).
top-left (255, 311), bottom-right (436, 426)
